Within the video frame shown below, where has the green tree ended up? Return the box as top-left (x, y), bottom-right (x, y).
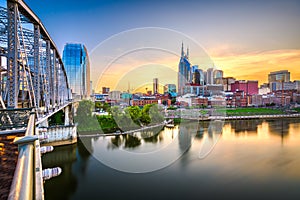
top-left (75, 100), bottom-right (101, 132)
top-left (128, 106), bottom-right (142, 125)
top-left (140, 104), bottom-right (152, 125)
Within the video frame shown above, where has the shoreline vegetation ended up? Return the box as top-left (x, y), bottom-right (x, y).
top-left (74, 100), bottom-right (300, 135)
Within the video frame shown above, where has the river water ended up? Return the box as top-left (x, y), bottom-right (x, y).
top-left (42, 119), bottom-right (300, 200)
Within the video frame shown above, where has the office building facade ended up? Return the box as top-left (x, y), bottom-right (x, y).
top-left (178, 43), bottom-right (191, 95)
top-left (268, 70), bottom-right (290, 83)
top-left (63, 43), bottom-right (90, 99)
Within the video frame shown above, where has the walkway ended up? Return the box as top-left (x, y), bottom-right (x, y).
top-left (0, 133), bottom-right (24, 200)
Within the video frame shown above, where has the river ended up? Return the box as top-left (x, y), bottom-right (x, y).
top-left (42, 118), bottom-right (300, 200)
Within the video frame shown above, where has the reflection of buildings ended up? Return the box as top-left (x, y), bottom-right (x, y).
top-left (229, 120), bottom-right (262, 134)
top-left (178, 122), bottom-right (200, 152)
top-left (62, 43), bottom-right (91, 100)
top-left (267, 119), bottom-right (289, 136)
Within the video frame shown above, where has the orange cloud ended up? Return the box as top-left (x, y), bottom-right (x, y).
top-left (209, 49), bottom-right (300, 85)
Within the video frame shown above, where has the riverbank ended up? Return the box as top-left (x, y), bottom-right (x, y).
top-left (78, 113), bottom-right (300, 137)
top-left (78, 122), bottom-right (165, 138)
top-left (172, 113), bottom-right (300, 121)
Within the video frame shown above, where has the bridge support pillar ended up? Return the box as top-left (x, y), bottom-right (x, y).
top-left (64, 106), bottom-right (70, 126)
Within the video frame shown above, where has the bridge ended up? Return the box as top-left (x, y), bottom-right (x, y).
top-left (0, 0), bottom-right (77, 199)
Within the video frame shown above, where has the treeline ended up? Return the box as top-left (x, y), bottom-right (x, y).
top-left (75, 100), bottom-right (164, 133)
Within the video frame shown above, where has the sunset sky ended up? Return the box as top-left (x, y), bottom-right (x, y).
top-left (24, 0), bottom-right (300, 92)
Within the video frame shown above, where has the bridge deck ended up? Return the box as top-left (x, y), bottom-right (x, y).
top-left (0, 133), bottom-right (24, 200)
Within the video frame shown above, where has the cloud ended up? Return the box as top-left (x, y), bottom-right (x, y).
top-left (209, 49), bottom-right (300, 84)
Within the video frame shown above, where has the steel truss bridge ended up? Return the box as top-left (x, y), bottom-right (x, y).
top-left (0, 0), bottom-right (71, 115)
top-left (0, 1), bottom-right (75, 199)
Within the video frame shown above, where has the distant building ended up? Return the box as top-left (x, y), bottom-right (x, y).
top-left (94, 93), bottom-right (108, 102)
top-left (193, 69), bottom-right (205, 85)
top-left (90, 81), bottom-right (93, 95)
top-left (109, 91), bottom-right (121, 102)
top-left (215, 77), bottom-right (236, 91)
top-left (231, 80), bottom-right (258, 95)
top-left (270, 82), bottom-right (296, 92)
top-left (183, 85), bottom-right (207, 96)
top-left (268, 70), bottom-right (290, 83)
top-left (213, 69), bottom-right (223, 84)
top-left (206, 68), bottom-right (214, 85)
top-left (131, 96), bottom-right (158, 106)
top-left (121, 92), bottom-right (132, 106)
top-left (178, 43), bottom-right (191, 95)
top-left (233, 91), bottom-right (248, 107)
top-left (63, 43), bottom-right (90, 99)
top-left (294, 80), bottom-right (300, 92)
top-left (102, 87), bottom-right (110, 94)
top-left (153, 78), bottom-right (159, 94)
top-left (259, 87), bottom-right (270, 95)
top-left (191, 65), bottom-right (198, 84)
top-left (164, 84), bottom-right (176, 93)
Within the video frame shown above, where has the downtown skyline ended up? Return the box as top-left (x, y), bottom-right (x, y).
top-left (20, 0), bottom-right (300, 92)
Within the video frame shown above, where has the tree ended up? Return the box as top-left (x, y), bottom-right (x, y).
top-left (140, 104), bottom-right (152, 125)
top-left (128, 106), bottom-right (142, 125)
top-left (75, 100), bottom-right (101, 132)
top-left (149, 104), bottom-right (164, 124)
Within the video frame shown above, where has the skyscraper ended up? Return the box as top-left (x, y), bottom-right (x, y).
top-left (178, 43), bottom-right (191, 95)
top-left (153, 78), bottom-right (159, 94)
top-left (62, 43), bottom-right (90, 99)
top-left (268, 70), bottom-right (290, 83)
top-left (213, 69), bottom-right (224, 84)
top-left (206, 68), bottom-right (214, 85)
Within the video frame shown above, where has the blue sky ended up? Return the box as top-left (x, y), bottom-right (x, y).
top-left (24, 0), bottom-right (300, 53)
top-left (13, 0), bottom-right (300, 91)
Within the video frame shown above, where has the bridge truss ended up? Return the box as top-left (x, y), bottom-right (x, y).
top-left (0, 0), bottom-right (71, 118)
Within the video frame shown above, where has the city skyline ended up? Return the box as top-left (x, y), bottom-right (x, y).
top-left (22, 0), bottom-right (300, 91)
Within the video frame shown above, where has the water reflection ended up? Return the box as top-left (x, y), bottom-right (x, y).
top-left (42, 138), bottom-right (93, 200)
top-left (267, 119), bottom-right (289, 136)
top-left (43, 119), bottom-right (300, 200)
top-left (229, 119), bottom-right (262, 134)
top-left (42, 144), bottom-right (78, 200)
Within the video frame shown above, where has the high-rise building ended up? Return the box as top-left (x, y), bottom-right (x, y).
top-left (193, 69), bottom-right (204, 85)
top-left (178, 43), bottom-right (191, 95)
top-left (206, 68), bottom-right (214, 85)
top-left (62, 43), bottom-right (90, 99)
top-left (213, 69), bottom-right (223, 84)
top-left (215, 77), bottom-right (236, 91)
top-left (268, 70), bottom-right (290, 83)
top-left (153, 78), bottom-right (159, 94)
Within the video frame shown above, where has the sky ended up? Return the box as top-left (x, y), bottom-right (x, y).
top-left (20, 0), bottom-right (300, 92)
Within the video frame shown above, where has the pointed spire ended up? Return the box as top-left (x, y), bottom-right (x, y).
top-left (181, 42), bottom-right (184, 57)
top-left (187, 46), bottom-right (189, 59)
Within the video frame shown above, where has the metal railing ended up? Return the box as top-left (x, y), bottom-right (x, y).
top-left (8, 109), bottom-right (43, 200)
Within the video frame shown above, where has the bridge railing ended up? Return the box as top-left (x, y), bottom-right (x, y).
top-left (8, 109), bottom-right (43, 200)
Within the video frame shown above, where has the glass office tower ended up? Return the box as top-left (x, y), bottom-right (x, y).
top-left (62, 43), bottom-right (90, 99)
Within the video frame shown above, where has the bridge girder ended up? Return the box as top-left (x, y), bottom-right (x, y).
top-left (0, 0), bottom-right (71, 118)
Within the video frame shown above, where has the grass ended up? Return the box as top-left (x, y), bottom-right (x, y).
top-left (225, 108), bottom-right (285, 116)
top-left (293, 108), bottom-right (300, 113)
